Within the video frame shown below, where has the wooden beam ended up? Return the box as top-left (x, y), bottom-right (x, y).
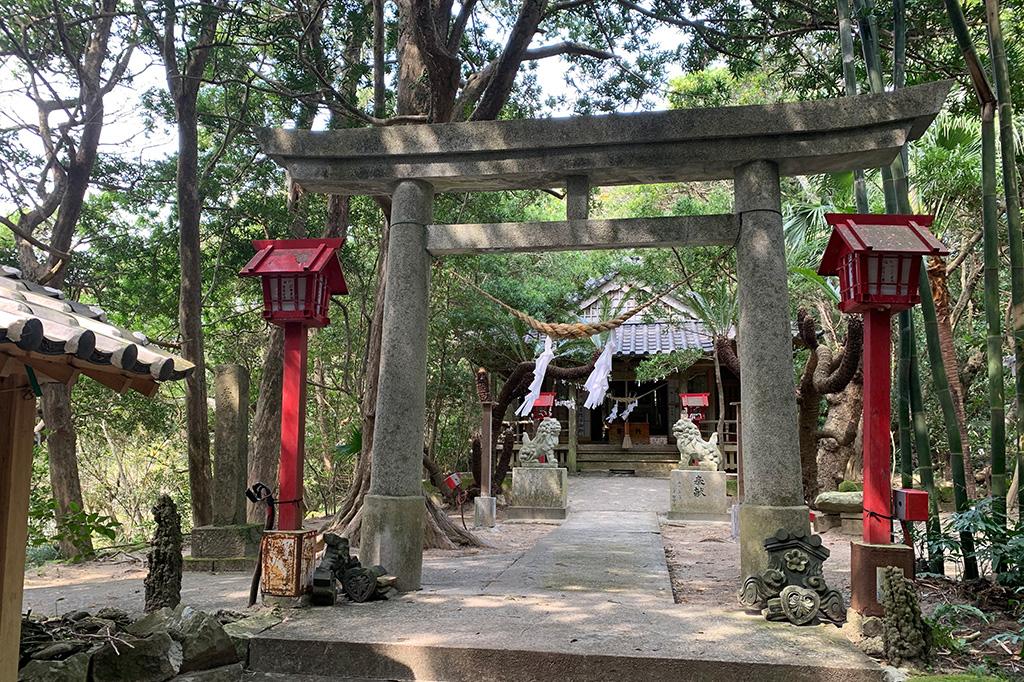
top-left (426, 215), bottom-right (739, 256)
top-left (0, 376), bottom-right (36, 680)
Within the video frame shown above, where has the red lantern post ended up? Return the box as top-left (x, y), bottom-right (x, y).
top-left (818, 214), bottom-right (947, 544)
top-left (240, 239), bottom-right (347, 531)
top-left (818, 214), bottom-right (947, 616)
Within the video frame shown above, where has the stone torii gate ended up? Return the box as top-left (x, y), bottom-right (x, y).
top-left (258, 80), bottom-right (950, 591)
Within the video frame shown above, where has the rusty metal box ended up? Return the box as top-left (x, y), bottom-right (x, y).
top-left (260, 528), bottom-right (317, 598)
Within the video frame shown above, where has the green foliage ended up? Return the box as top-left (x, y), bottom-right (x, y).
top-left (945, 498), bottom-right (1024, 586)
top-left (52, 502), bottom-right (121, 560)
top-left (838, 480), bottom-right (863, 492)
top-left (635, 349), bottom-right (704, 383)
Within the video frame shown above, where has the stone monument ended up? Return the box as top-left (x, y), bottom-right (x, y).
top-left (668, 417), bottom-right (729, 521)
top-left (508, 418), bottom-right (568, 520)
top-left (186, 364), bottom-right (264, 572)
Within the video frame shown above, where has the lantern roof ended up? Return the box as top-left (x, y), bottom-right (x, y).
top-left (817, 213), bottom-right (948, 277)
top-left (239, 238), bottom-right (348, 295)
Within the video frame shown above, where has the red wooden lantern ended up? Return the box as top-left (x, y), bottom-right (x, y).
top-left (240, 238), bottom-right (347, 327)
top-left (817, 214), bottom-right (947, 314)
top-left (818, 214), bottom-right (947, 547)
top-left (239, 238), bottom-right (347, 531)
top-left (532, 392), bottom-right (555, 419)
top-left (679, 393), bottom-right (710, 424)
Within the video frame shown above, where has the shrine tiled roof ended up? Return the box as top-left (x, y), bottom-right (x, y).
top-left (0, 265), bottom-right (193, 395)
top-left (612, 319), bottom-right (713, 356)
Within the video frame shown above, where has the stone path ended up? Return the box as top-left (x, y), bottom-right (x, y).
top-left (25, 476), bottom-right (884, 681)
top-left (250, 477), bottom-right (882, 681)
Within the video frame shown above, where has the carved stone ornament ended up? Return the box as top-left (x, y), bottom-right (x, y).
top-left (520, 417), bottom-right (561, 467)
top-left (738, 529), bottom-right (846, 625)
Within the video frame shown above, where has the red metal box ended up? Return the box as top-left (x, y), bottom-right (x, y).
top-left (892, 488), bottom-right (929, 522)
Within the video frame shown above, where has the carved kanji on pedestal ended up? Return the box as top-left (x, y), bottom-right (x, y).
top-left (738, 529), bottom-right (846, 625)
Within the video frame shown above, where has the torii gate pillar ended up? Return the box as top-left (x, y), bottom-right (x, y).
top-left (361, 179), bottom-right (433, 591)
top-left (733, 160), bottom-right (810, 579)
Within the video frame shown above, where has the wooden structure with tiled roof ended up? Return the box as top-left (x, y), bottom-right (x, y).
top-left (0, 265), bottom-right (193, 679)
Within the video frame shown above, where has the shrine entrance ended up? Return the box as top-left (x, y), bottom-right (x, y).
top-left (257, 80), bottom-right (950, 592)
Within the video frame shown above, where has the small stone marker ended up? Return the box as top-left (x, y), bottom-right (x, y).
top-left (738, 529), bottom-right (846, 625)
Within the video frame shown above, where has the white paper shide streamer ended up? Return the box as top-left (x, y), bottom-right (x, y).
top-left (583, 336), bottom-right (616, 409)
top-left (605, 402), bottom-right (620, 423)
top-left (516, 336), bottom-right (555, 417)
top-left (620, 400), bottom-right (637, 421)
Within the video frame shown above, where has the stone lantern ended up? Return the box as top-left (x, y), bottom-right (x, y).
top-left (240, 238), bottom-right (347, 532)
top-left (817, 213), bottom-right (947, 615)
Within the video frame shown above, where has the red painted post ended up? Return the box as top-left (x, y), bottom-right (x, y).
top-left (278, 323), bottom-right (308, 531)
top-left (862, 308), bottom-right (892, 544)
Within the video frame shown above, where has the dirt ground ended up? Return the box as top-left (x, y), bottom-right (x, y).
top-left (659, 520), bottom-right (852, 607)
top-left (23, 507), bottom-right (555, 593)
top-left (659, 521), bottom-right (1023, 679)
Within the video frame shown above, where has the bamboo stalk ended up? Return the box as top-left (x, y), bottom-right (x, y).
top-left (898, 310), bottom-right (914, 489)
top-left (984, 0), bottom-right (1024, 518)
top-left (980, 105), bottom-right (1008, 527)
top-left (837, 0), bottom-right (869, 213)
top-left (908, 315), bottom-right (945, 573)
top-left (919, 264), bottom-right (980, 579)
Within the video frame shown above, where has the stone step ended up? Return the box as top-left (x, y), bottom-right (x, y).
top-left (577, 461), bottom-right (676, 475)
top-left (576, 451), bottom-right (678, 462)
top-left (246, 634), bottom-right (883, 682)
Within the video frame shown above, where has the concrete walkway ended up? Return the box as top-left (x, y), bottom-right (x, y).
top-left (250, 476), bottom-right (883, 681)
top-left (24, 476), bottom-right (883, 680)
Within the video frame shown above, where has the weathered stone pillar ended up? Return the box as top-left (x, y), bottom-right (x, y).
top-left (734, 160), bottom-right (809, 579)
top-left (213, 364), bottom-right (249, 526)
top-left (187, 364), bottom-right (262, 572)
top-left (361, 179), bottom-right (433, 591)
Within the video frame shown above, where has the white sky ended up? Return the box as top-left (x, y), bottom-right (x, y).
top-left (0, 19), bottom-right (687, 218)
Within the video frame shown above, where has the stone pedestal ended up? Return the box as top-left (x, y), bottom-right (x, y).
top-left (668, 468), bottom-right (729, 521)
top-left (474, 495), bottom-right (496, 528)
top-left (850, 541), bottom-right (915, 617)
top-left (507, 467), bottom-right (568, 520)
top-left (360, 494), bottom-right (424, 592)
top-left (739, 504), bottom-right (811, 579)
top-left (185, 523), bottom-right (263, 572)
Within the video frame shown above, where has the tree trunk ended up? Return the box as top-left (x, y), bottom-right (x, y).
top-left (927, 258), bottom-right (976, 497)
top-left (176, 97), bottom-right (214, 528)
top-left (798, 353), bottom-right (821, 503)
top-left (816, 378), bottom-right (864, 493)
top-left (713, 349), bottom-right (726, 444)
top-left (41, 384), bottom-right (93, 559)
